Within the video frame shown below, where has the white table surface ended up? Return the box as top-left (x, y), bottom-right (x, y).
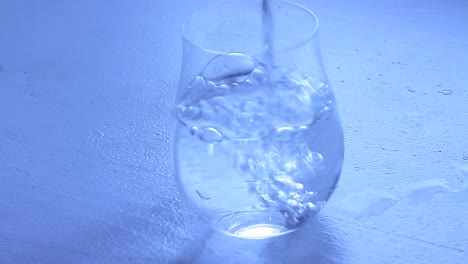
top-left (1, 0), bottom-right (467, 263)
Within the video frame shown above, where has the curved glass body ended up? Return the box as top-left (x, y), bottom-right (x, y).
top-left (172, 0), bottom-right (344, 239)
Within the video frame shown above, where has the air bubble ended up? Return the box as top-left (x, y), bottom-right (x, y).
top-left (272, 126), bottom-right (296, 141)
top-left (202, 53), bottom-right (256, 82)
top-left (206, 80), bottom-right (217, 90)
top-left (198, 127), bottom-right (223, 143)
top-left (304, 191), bottom-right (315, 200)
top-left (283, 160), bottom-right (298, 172)
top-left (189, 126), bottom-right (223, 143)
top-left (190, 126), bottom-right (199, 134)
top-left (178, 105), bottom-right (201, 120)
top-left (287, 199), bottom-right (299, 207)
top-left (290, 193), bottom-right (302, 201)
top-left (216, 84), bottom-right (230, 96)
top-left (274, 174), bottom-right (295, 187)
top-left (251, 68), bottom-right (266, 82)
top-left (277, 190), bottom-right (287, 200)
top-left (190, 75), bottom-right (205, 89)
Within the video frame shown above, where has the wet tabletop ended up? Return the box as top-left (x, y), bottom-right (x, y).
top-left (0, 0), bottom-right (467, 263)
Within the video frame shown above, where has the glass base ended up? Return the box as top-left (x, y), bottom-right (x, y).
top-left (214, 211), bottom-right (296, 239)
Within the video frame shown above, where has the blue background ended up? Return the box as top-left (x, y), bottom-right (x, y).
top-left (0, 0), bottom-right (467, 263)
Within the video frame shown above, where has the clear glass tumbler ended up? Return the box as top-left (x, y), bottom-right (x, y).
top-left (172, 0), bottom-right (344, 239)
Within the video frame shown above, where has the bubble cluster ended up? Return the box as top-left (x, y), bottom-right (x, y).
top-left (177, 53), bottom-right (334, 141)
top-left (236, 133), bottom-right (325, 226)
top-left (176, 53), bottom-right (336, 226)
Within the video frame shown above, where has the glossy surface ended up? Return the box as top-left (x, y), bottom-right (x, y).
top-left (1, 0), bottom-right (467, 263)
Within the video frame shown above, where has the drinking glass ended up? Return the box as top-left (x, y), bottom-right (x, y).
top-left (172, 0), bottom-right (344, 239)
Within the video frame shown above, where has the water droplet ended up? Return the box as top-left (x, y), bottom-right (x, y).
top-left (342, 190), bottom-right (397, 218)
top-left (440, 89), bottom-right (453, 95)
top-left (405, 179), bottom-right (452, 203)
top-left (202, 53), bottom-right (256, 82)
top-left (406, 86), bottom-right (416, 93)
top-left (462, 153), bottom-right (468, 161)
top-left (196, 190), bottom-right (211, 200)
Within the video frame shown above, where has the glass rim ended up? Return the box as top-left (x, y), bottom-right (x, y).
top-left (181, 0), bottom-right (320, 55)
